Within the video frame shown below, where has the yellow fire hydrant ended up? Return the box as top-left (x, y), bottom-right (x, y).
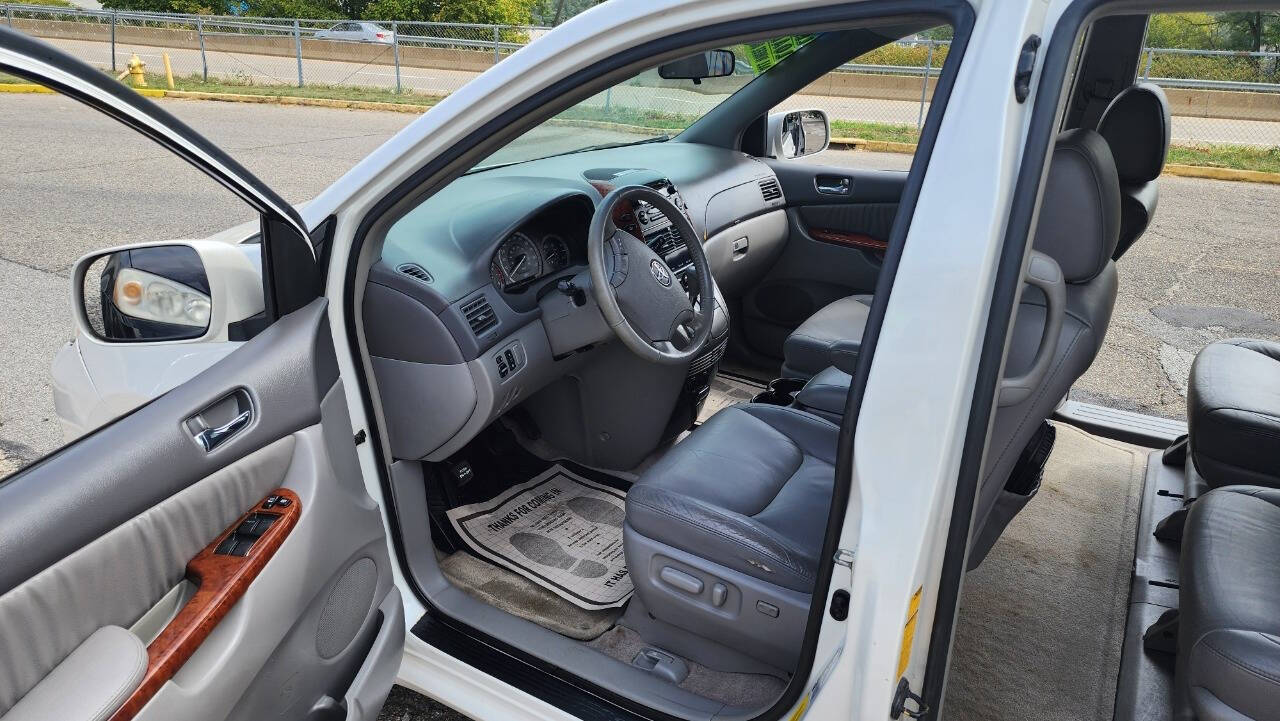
top-left (126, 53), bottom-right (146, 87)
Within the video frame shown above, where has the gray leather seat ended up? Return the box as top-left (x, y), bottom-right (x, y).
top-left (1187, 339), bottom-right (1280, 490)
top-left (794, 129), bottom-right (1123, 567)
top-left (781, 294), bottom-right (871, 379)
top-left (1176, 486), bottom-right (1280, 720)
top-left (624, 403), bottom-right (839, 669)
top-left (1095, 82), bottom-right (1170, 259)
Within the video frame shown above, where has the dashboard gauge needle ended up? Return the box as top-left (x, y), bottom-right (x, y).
top-left (511, 254), bottom-right (527, 275)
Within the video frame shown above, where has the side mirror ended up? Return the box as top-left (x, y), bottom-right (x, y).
top-left (74, 240), bottom-right (264, 344)
top-left (767, 109), bottom-right (830, 160)
top-left (658, 50), bottom-right (736, 83)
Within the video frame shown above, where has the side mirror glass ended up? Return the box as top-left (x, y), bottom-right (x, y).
top-left (767, 109), bottom-right (831, 160)
top-left (82, 245), bottom-right (211, 342)
top-left (75, 240), bottom-right (264, 344)
top-left (658, 50), bottom-right (736, 83)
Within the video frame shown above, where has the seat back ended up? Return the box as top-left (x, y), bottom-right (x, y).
top-left (969, 128), bottom-right (1122, 567)
top-left (1096, 82), bottom-right (1170, 259)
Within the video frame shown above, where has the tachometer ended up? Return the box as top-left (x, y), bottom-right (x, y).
top-left (495, 232), bottom-right (542, 289)
top-left (540, 234), bottom-right (570, 273)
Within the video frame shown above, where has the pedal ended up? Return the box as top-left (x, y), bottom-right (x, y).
top-left (1143, 608), bottom-right (1179, 655)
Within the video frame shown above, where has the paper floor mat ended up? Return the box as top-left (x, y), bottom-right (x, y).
top-left (446, 465), bottom-right (631, 610)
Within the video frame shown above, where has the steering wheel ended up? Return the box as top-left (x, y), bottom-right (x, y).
top-left (587, 185), bottom-right (715, 365)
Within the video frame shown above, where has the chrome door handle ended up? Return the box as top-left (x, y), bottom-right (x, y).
top-left (815, 175), bottom-right (851, 195)
top-left (195, 409), bottom-right (252, 452)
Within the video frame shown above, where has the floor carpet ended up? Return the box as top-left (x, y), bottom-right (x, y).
top-left (946, 423), bottom-right (1148, 720)
top-left (438, 551), bottom-right (621, 640)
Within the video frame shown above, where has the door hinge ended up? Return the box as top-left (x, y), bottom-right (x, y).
top-left (890, 678), bottom-right (929, 719)
top-left (1014, 35), bottom-right (1042, 103)
top-left (833, 548), bottom-right (855, 568)
top-left (353, 429), bottom-right (367, 445)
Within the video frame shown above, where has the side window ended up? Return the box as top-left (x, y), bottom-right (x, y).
top-left (768, 26), bottom-right (951, 170)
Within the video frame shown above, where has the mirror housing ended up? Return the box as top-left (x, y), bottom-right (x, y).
top-left (767, 109), bottom-right (830, 160)
top-left (658, 50), bottom-right (736, 83)
top-left (73, 239), bottom-right (264, 344)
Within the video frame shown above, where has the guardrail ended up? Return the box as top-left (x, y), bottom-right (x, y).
top-left (5, 3), bottom-right (1280, 144)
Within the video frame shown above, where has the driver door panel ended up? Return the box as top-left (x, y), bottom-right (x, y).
top-left (738, 161), bottom-right (907, 360)
top-left (0, 300), bottom-right (401, 721)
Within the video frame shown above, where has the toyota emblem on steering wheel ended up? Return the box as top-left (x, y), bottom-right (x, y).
top-left (650, 259), bottom-right (672, 287)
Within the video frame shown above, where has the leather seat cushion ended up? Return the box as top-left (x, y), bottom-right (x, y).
top-left (625, 404), bottom-right (839, 592)
top-left (1177, 486), bottom-right (1280, 720)
top-left (781, 294), bottom-right (871, 379)
top-left (1188, 339), bottom-right (1280, 489)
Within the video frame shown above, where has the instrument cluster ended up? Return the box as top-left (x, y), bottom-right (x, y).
top-left (488, 231), bottom-right (573, 292)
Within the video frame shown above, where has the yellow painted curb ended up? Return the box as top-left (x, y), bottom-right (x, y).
top-left (0, 82), bottom-right (164, 97)
top-left (1163, 163), bottom-right (1280, 185)
top-left (829, 136), bottom-right (918, 154)
top-left (0, 83), bottom-right (53, 94)
top-left (163, 89), bottom-right (434, 114)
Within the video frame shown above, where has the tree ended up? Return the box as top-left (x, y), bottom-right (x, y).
top-left (1210, 11), bottom-right (1280, 52)
top-left (1145, 12), bottom-right (1218, 49)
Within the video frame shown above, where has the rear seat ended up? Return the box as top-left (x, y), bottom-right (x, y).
top-left (1187, 339), bottom-right (1280, 492)
top-left (1174, 338), bottom-right (1280, 720)
top-left (1177, 487), bottom-right (1280, 721)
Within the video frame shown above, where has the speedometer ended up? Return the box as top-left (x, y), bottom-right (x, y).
top-left (540, 234), bottom-right (570, 272)
top-left (496, 232), bottom-right (542, 288)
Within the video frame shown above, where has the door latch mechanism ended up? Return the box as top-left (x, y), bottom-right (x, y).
top-left (1014, 35), bottom-right (1041, 103)
top-left (890, 678), bottom-right (929, 719)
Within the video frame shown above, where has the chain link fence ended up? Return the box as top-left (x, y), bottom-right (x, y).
top-left (4, 4), bottom-right (1280, 154)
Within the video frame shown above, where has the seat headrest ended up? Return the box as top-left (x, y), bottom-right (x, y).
top-left (1031, 128), bottom-right (1121, 283)
top-left (1097, 82), bottom-right (1170, 184)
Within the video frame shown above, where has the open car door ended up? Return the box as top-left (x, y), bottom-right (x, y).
top-left (0, 26), bottom-right (403, 721)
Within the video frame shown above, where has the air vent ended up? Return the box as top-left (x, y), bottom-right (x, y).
top-left (759, 177), bottom-right (783, 202)
top-left (462, 296), bottom-right (498, 336)
top-left (646, 226), bottom-right (682, 256)
top-left (396, 263), bottom-right (433, 284)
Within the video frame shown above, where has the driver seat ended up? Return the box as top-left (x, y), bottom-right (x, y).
top-left (623, 403), bottom-right (839, 670)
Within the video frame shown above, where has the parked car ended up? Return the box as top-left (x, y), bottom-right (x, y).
top-left (1, 1), bottom-right (1265, 721)
top-left (314, 21), bottom-right (394, 44)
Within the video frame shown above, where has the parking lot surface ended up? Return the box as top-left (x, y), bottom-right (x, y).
top-left (1, 91), bottom-right (1277, 718)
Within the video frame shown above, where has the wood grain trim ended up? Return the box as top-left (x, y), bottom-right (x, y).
top-left (809, 227), bottom-right (888, 253)
top-left (108, 489), bottom-right (302, 721)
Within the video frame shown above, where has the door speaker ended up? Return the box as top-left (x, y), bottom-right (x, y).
top-left (316, 557), bottom-right (378, 659)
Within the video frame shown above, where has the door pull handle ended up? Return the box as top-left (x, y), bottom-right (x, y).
top-left (195, 409), bottom-right (252, 452)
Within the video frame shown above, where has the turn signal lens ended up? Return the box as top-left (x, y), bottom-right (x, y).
top-left (112, 267), bottom-right (211, 329)
top-left (119, 279), bottom-right (144, 305)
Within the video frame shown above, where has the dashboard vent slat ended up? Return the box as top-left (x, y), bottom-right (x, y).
top-left (462, 296), bottom-right (498, 336)
top-left (758, 177), bottom-right (783, 202)
top-left (396, 263), bottom-right (433, 284)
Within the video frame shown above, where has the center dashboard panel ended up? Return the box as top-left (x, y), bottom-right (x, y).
top-left (363, 142), bottom-right (788, 464)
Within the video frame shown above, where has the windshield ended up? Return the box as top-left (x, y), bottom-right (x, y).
top-left (473, 35), bottom-right (817, 170)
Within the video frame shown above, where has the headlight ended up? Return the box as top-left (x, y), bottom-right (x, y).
top-left (112, 267), bottom-right (212, 328)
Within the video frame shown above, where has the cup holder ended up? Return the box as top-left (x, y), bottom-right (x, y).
top-left (752, 377), bottom-right (807, 406)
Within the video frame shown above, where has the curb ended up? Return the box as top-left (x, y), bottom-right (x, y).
top-left (1163, 163), bottom-right (1280, 185)
top-left (163, 89), bottom-right (435, 113)
top-left (830, 136), bottom-right (918, 154)
top-left (0, 81), bottom-right (165, 98)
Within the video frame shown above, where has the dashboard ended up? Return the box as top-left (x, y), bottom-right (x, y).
top-left (364, 141), bottom-right (789, 462)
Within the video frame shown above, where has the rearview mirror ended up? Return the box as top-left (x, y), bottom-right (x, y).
top-left (658, 50), bottom-right (736, 83)
top-left (767, 109), bottom-right (830, 160)
top-left (74, 240), bottom-right (264, 343)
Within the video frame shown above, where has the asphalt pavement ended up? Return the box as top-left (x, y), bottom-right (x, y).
top-left (0, 90), bottom-right (1277, 717)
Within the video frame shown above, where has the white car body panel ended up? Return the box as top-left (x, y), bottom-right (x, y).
top-left (37, 0), bottom-right (1093, 717)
